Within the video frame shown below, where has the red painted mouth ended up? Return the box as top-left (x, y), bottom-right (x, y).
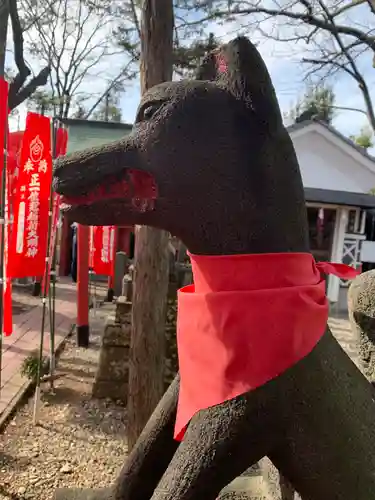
top-left (60, 169), bottom-right (158, 213)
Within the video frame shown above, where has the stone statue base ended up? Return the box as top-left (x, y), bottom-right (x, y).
top-left (92, 298), bottom-right (131, 403)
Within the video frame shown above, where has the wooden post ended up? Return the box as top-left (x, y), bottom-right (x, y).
top-left (127, 0), bottom-right (174, 451)
top-left (76, 224), bottom-right (90, 347)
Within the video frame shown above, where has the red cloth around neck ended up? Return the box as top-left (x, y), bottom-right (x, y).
top-left (174, 252), bottom-right (359, 441)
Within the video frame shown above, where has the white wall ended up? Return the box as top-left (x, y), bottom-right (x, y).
top-left (291, 131), bottom-right (375, 193)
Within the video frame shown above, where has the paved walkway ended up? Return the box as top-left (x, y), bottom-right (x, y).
top-left (0, 278), bottom-right (78, 420)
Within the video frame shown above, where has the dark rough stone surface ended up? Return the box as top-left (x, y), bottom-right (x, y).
top-left (122, 276), bottom-right (133, 301)
top-left (348, 270), bottom-right (375, 382)
top-left (91, 380), bottom-right (128, 401)
top-left (101, 321), bottom-right (131, 348)
top-left (96, 346), bottom-right (129, 380)
top-left (54, 36), bottom-right (375, 500)
top-left (92, 319), bottom-right (130, 402)
top-left (115, 297), bottom-right (132, 325)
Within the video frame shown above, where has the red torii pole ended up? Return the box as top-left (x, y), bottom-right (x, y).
top-left (76, 224), bottom-right (90, 347)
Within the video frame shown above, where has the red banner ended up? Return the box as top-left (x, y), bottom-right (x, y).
top-left (8, 130), bottom-right (24, 201)
top-left (89, 225), bottom-right (94, 268)
top-left (91, 225), bottom-right (116, 276)
top-left (0, 77), bottom-right (12, 335)
top-left (0, 78), bottom-right (7, 178)
top-left (4, 158), bottom-right (13, 335)
top-left (9, 112), bottom-right (52, 278)
top-left (42, 126), bottom-right (68, 294)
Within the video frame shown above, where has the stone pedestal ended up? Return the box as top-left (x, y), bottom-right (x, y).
top-left (115, 296), bottom-right (132, 323)
top-left (92, 300), bottom-right (132, 403)
top-left (348, 270), bottom-right (375, 382)
top-left (122, 274), bottom-right (133, 302)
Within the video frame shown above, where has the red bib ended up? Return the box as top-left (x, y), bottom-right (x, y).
top-left (174, 252), bottom-right (359, 440)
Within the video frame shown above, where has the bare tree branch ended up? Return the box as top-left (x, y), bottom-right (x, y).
top-left (303, 57), bottom-right (357, 78)
top-left (182, 1), bottom-right (375, 50)
top-left (8, 65), bottom-right (50, 109)
top-left (85, 59), bottom-right (135, 118)
top-left (8, 0), bottom-right (29, 80)
top-left (0, 0), bottom-right (9, 76)
top-left (129, 0), bottom-right (141, 38)
top-left (6, 0), bottom-right (50, 110)
top-left (185, 0), bottom-right (375, 132)
top-left (315, 0), bottom-right (375, 130)
top-left (332, 0), bottom-right (369, 16)
top-left (18, 0), bottom-right (132, 117)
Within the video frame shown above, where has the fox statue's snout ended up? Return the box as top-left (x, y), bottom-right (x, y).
top-left (54, 36), bottom-right (309, 255)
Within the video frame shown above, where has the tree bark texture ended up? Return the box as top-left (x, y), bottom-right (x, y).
top-left (127, 0), bottom-right (174, 451)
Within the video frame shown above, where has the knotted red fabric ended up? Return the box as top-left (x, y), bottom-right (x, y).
top-left (174, 252), bottom-right (359, 441)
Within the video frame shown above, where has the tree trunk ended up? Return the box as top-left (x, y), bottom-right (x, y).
top-left (0, 0), bottom-right (9, 78)
top-left (127, 0), bottom-right (174, 451)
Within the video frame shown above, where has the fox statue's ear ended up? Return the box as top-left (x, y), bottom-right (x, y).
top-left (196, 36), bottom-right (283, 131)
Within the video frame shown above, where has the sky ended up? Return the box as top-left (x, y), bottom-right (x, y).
top-left (115, 3), bottom-right (375, 141)
top-left (6, 2), bottom-right (375, 142)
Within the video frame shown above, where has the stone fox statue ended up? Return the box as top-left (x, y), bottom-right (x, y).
top-left (54, 37), bottom-right (375, 500)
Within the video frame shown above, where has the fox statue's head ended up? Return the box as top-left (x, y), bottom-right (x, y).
top-left (54, 37), bottom-right (309, 255)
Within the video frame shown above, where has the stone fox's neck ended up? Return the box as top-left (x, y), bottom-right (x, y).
top-left (178, 204), bottom-right (310, 257)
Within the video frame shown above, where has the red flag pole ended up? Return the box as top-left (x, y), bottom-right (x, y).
top-left (0, 131), bottom-right (5, 400)
top-left (47, 120), bottom-right (59, 391)
top-left (0, 79), bottom-right (9, 399)
top-left (77, 224), bottom-right (90, 347)
top-left (33, 115), bottom-right (55, 424)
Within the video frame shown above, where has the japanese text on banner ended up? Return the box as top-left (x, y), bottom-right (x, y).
top-left (9, 112), bottom-right (52, 278)
top-left (42, 127), bottom-right (69, 294)
top-left (92, 226), bottom-right (116, 276)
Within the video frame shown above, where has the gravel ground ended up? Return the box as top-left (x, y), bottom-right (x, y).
top-left (0, 304), bottom-right (128, 500)
top-left (2, 290), bottom-right (353, 500)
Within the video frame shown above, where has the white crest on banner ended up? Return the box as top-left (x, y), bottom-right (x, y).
top-left (30, 135), bottom-right (44, 162)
